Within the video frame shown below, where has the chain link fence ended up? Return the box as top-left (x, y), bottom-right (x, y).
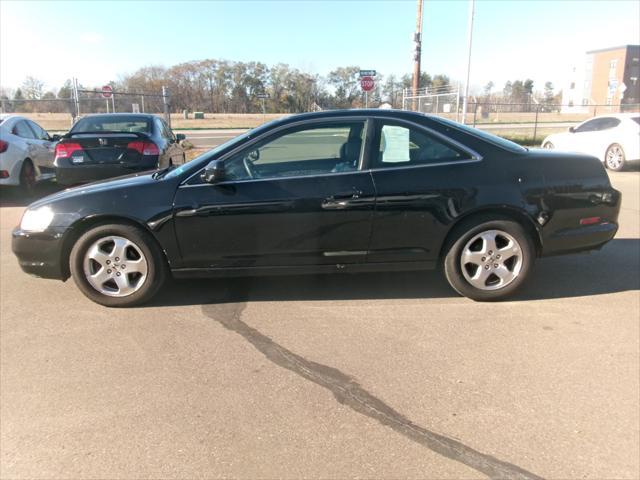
top-left (1, 86), bottom-right (172, 130)
top-left (400, 89), bottom-right (640, 144)
top-left (462, 102), bottom-right (640, 144)
top-left (3, 93), bottom-right (639, 146)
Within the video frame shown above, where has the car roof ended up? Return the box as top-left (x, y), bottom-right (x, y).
top-left (77, 113), bottom-right (157, 119)
top-left (275, 108), bottom-right (431, 121)
top-left (590, 112), bottom-right (640, 119)
top-left (261, 109), bottom-right (446, 130)
top-left (0, 114), bottom-right (25, 126)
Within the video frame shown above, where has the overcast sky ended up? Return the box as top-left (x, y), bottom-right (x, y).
top-left (1, 0), bottom-right (639, 94)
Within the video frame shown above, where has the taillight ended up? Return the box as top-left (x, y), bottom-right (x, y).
top-left (0, 140), bottom-right (8, 153)
top-left (127, 140), bottom-right (159, 155)
top-left (55, 142), bottom-right (83, 158)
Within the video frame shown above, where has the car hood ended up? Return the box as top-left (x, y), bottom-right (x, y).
top-left (28, 171), bottom-right (161, 210)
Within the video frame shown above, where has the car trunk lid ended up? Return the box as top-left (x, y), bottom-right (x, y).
top-left (61, 132), bottom-right (152, 165)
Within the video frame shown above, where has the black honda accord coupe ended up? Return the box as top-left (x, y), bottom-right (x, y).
top-left (12, 110), bottom-right (620, 307)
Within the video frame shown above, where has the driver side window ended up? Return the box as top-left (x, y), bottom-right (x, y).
top-left (223, 122), bottom-right (365, 181)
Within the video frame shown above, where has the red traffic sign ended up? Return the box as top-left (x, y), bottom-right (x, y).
top-left (101, 85), bottom-right (113, 98)
top-left (360, 76), bottom-right (375, 92)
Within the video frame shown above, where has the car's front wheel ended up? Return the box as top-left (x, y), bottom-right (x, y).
top-left (605, 143), bottom-right (626, 171)
top-left (542, 141), bottom-right (554, 149)
top-left (69, 223), bottom-right (167, 307)
top-left (443, 217), bottom-right (535, 301)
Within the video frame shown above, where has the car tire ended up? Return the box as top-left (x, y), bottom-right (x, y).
top-left (605, 143), bottom-right (625, 171)
top-left (69, 223), bottom-right (167, 307)
top-left (19, 159), bottom-right (36, 194)
top-left (443, 216), bottom-right (535, 301)
top-left (542, 142), bottom-right (554, 149)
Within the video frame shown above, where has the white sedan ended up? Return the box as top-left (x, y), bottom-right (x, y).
top-left (0, 114), bottom-right (58, 190)
top-left (541, 113), bottom-right (640, 171)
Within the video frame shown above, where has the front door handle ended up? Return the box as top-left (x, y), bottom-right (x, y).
top-left (322, 189), bottom-right (363, 210)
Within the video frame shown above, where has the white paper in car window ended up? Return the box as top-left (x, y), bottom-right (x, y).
top-left (381, 126), bottom-right (410, 163)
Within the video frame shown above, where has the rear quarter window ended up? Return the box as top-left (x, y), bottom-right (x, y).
top-left (631, 117), bottom-right (640, 126)
top-left (431, 116), bottom-right (526, 153)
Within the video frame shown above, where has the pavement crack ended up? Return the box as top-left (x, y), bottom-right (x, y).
top-left (202, 299), bottom-right (544, 480)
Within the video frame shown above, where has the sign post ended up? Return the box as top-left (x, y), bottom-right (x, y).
top-left (360, 76), bottom-right (375, 108)
top-left (359, 70), bottom-right (376, 108)
top-left (101, 85), bottom-right (113, 98)
top-left (256, 93), bottom-right (269, 121)
top-left (102, 85), bottom-right (115, 113)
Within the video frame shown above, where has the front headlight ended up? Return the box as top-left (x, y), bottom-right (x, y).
top-left (20, 206), bottom-right (55, 232)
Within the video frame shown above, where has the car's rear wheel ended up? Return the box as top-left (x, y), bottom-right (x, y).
top-left (443, 217), bottom-right (535, 301)
top-left (605, 143), bottom-right (625, 171)
top-left (69, 223), bottom-right (167, 307)
top-left (19, 159), bottom-right (36, 193)
top-left (542, 142), bottom-right (554, 149)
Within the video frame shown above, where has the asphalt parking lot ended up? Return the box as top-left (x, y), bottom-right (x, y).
top-left (0, 171), bottom-right (638, 479)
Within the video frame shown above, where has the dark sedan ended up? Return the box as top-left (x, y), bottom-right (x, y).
top-left (13, 110), bottom-right (620, 307)
top-left (54, 113), bottom-right (186, 185)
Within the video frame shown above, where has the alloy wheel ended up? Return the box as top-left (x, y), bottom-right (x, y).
top-left (83, 235), bottom-right (148, 297)
top-left (460, 229), bottom-right (523, 291)
top-left (606, 145), bottom-right (624, 170)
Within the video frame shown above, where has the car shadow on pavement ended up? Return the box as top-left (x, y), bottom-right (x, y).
top-left (149, 238), bottom-right (639, 307)
top-left (0, 182), bottom-right (65, 208)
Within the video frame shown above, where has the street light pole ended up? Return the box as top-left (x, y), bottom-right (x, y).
top-left (461, 0), bottom-right (475, 124)
top-left (412, 0), bottom-right (424, 110)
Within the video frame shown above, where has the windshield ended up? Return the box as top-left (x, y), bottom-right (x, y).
top-left (71, 115), bottom-right (151, 134)
top-left (432, 116), bottom-right (527, 153)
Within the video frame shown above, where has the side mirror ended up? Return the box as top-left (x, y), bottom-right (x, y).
top-left (247, 149), bottom-right (260, 162)
top-left (175, 133), bottom-right (186, 141)
top-left (50, 134), bottom-right (61, 142)
top-left (568, 126), bottom-right (576, 133)
top-left (201, 159), bottom-right (225, 183)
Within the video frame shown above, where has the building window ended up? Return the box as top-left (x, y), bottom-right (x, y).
top-left (609, 59), bottom-right (618, 78)
top-left (570, 82), bottom-right (575, 90)
top-left (631, 77), bottom-right (638, 86)
top-left (581, 98), bottom-right (589, 105)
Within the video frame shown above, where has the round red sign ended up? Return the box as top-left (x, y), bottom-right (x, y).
top-left (360, 76), bottom-right (375, 92)
top-left (101, 85), bottom-right (113, 98)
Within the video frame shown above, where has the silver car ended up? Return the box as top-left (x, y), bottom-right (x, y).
top-left (0, 114), bottom-right (58, 190)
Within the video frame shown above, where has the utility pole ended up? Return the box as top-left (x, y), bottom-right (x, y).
top-left (162, 86), bottom-right (171, 127)
top-left (412, 0), bottom-right (424, 111)
top-left (461, 0), bottom-right (475, 124)
top-left (73, 77), bottom-right (80, 118)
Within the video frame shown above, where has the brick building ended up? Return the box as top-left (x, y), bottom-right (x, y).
top-left (563, 45), bottom-right (639, 112)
